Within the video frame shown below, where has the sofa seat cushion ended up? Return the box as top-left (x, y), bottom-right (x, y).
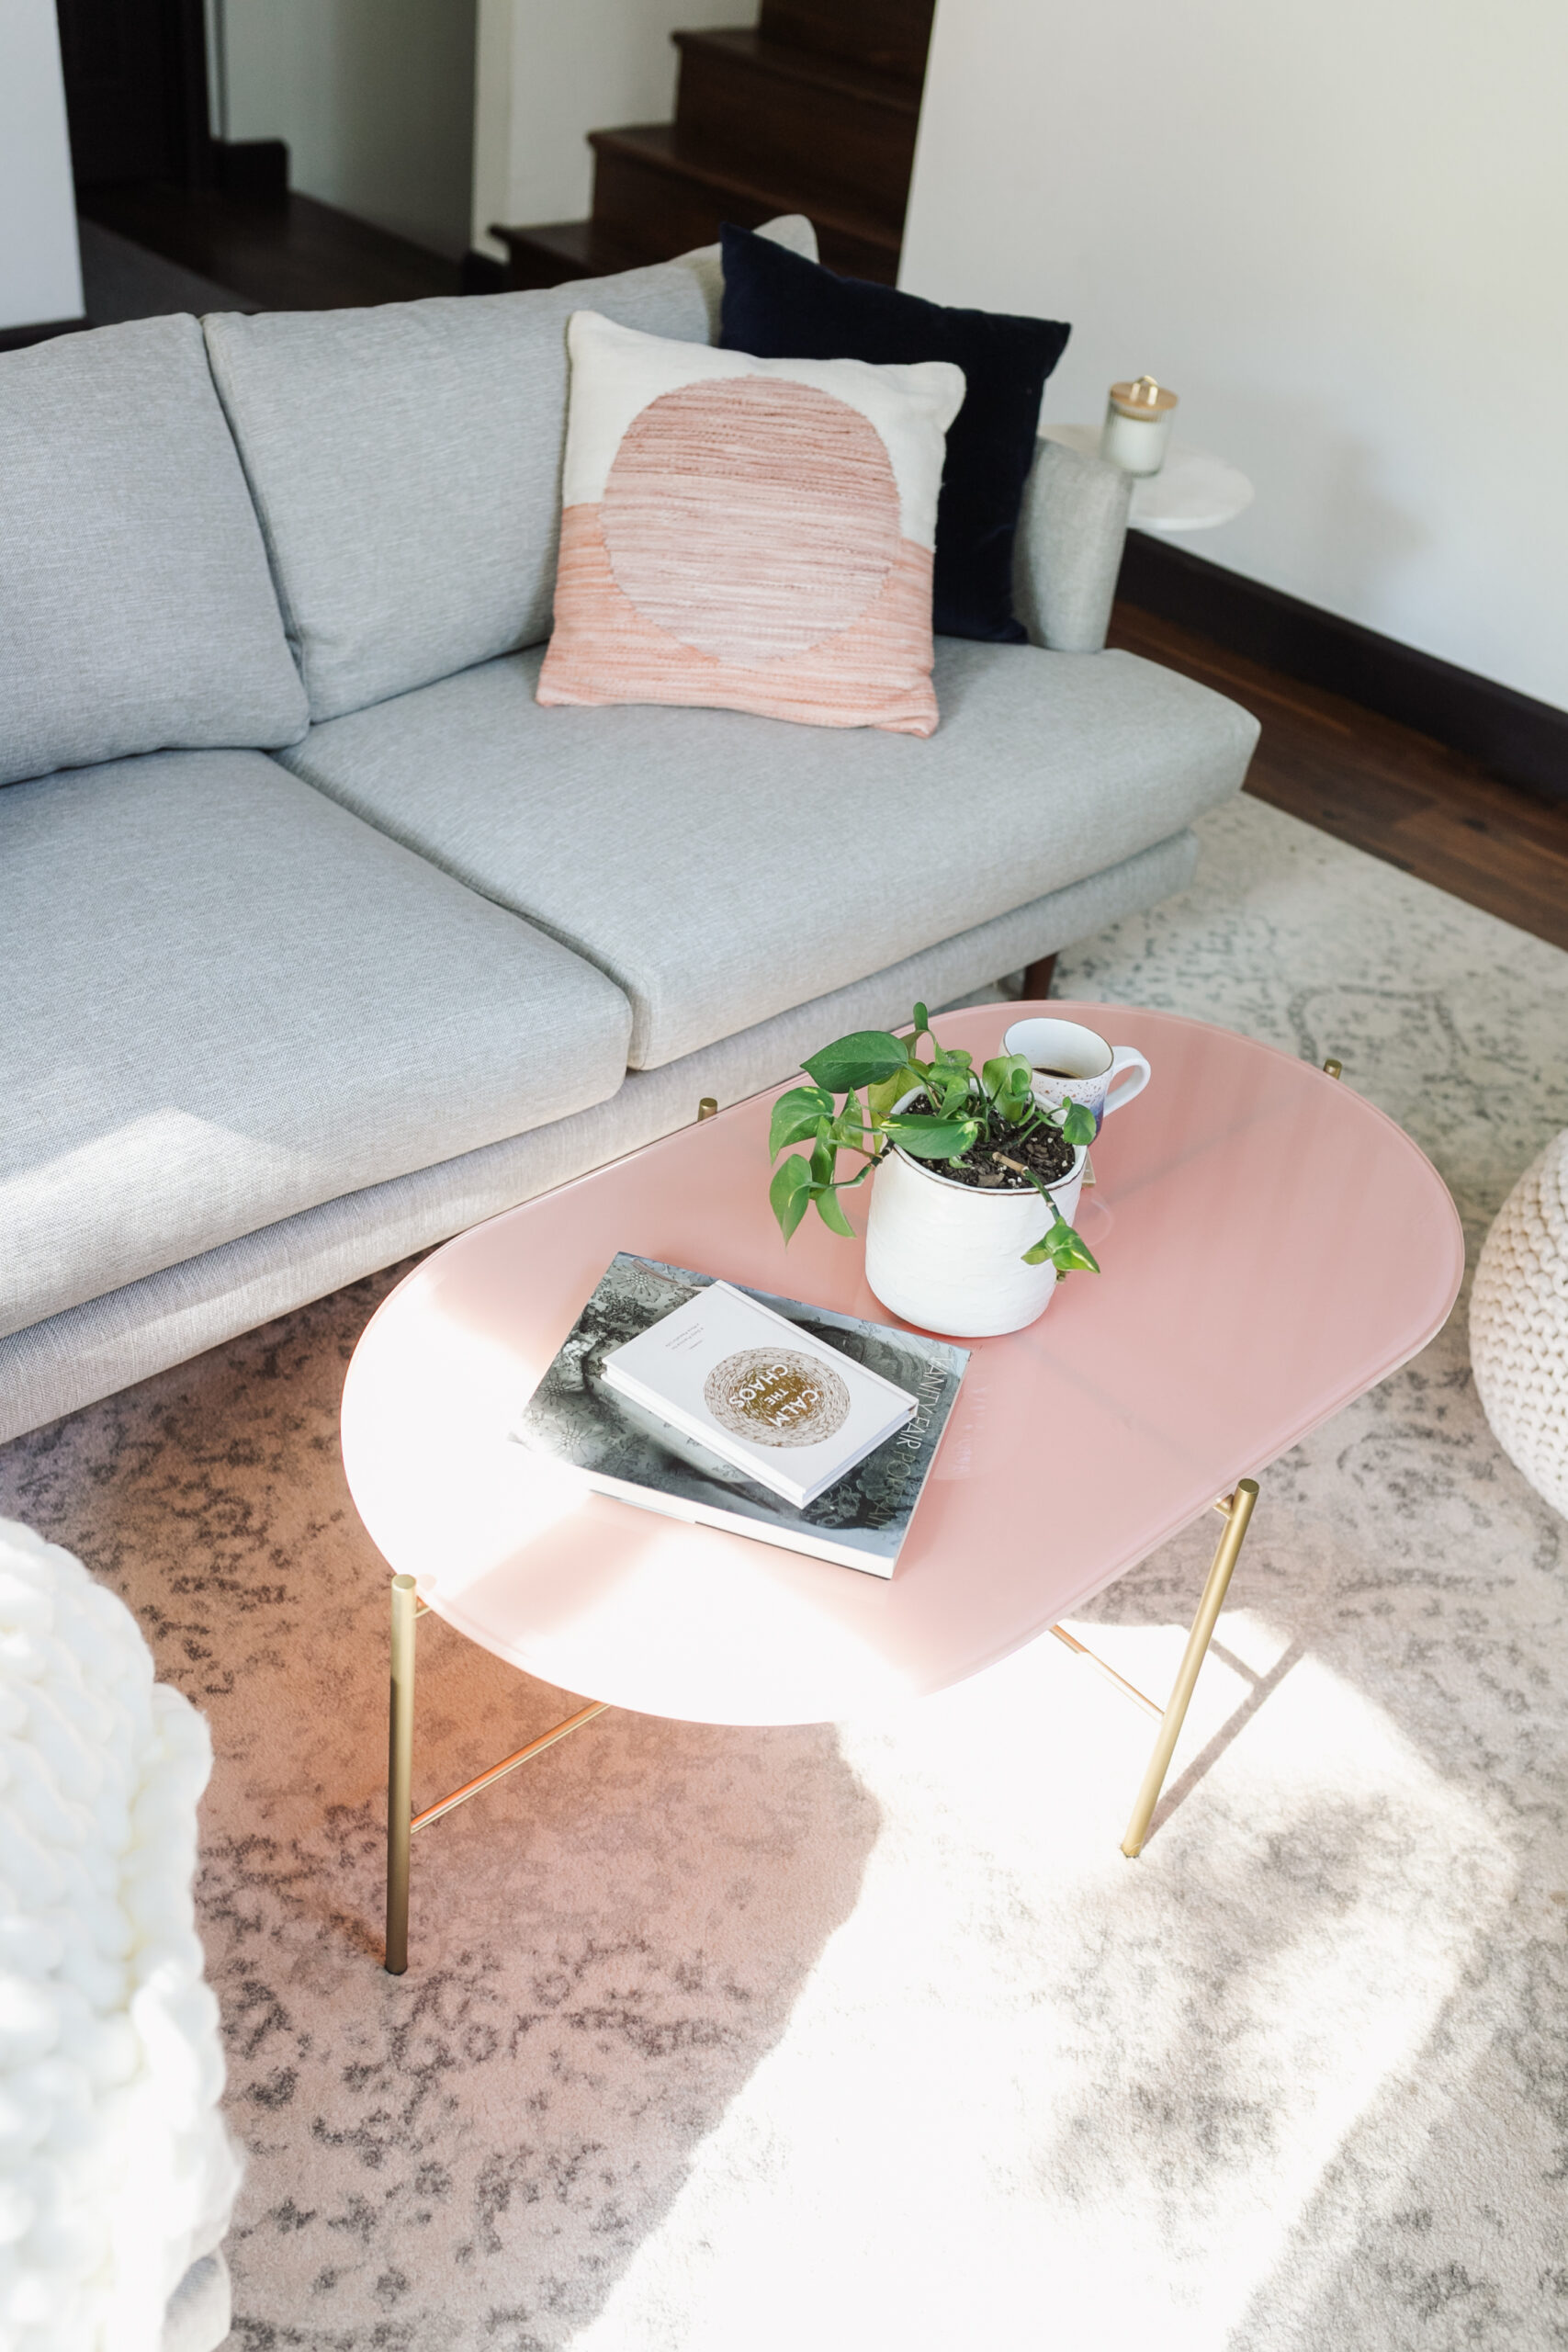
top-left (202, 220), bottom-right (818, 727)
top-left (279, 639), bottom-right (1259, 1071)
top-left (0, 317), bottom-right (308, 790)
top-left (1, 752), bottom-right (631, 1339)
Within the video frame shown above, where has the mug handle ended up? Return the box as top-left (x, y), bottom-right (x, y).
top-left (1102, 1046), bottom-right (1151, 1116)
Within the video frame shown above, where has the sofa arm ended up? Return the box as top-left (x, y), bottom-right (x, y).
top-left (1011, 435), bottom-right (1134, 653)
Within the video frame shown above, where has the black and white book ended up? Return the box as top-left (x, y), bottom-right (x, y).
top-left (601, 1276), bottom-right (918, 1508)
top-left (512, 1254), bottom-right (968, 1577)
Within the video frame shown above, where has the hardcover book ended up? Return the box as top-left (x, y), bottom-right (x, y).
top-left (601, 1277), bottom-right (917, 1508)
top-left (513, 1255), bottom-right (968, 1577)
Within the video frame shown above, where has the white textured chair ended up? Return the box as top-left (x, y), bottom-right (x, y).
top-left (1470, 1129), bottom-right (1568, 1519)
top-left (0, 1518), bottom-right (238, 2352)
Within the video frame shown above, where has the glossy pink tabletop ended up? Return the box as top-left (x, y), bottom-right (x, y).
top-left (341, 1005), bottom-right (1463, 1725)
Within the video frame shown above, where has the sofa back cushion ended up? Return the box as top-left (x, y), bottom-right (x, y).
top-left (0, 315), bottom-right (308, 789)
top-left (203, 220), bottom-right (818, 724)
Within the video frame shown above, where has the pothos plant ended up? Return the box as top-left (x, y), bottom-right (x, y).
top-left (768, 1004), bottom-right (1101, 1276)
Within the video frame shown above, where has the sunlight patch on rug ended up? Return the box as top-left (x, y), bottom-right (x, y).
top-left (570, 1611), bottom-right (1513, 2352)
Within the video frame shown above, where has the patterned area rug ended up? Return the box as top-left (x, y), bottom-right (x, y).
top-left (3, 795), bottom-right (1565, 2352)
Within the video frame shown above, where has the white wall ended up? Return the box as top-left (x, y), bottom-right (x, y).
top-left (472, 0), bottom-right (756, 259)
top-left (0, 0), bottom-right (83, 333)
top-left (901, 0), bottom-right (1568, 711)
top-left (221, 0), bottom-right (477, 257)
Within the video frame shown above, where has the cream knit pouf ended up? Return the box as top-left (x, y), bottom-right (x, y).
top-left (0, 1517), bottom-right (239, 2352)
top-left (1470, 1128), bottom-right (1568, 1520)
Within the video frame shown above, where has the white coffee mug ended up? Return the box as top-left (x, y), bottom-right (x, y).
top-left (1001, 1016), bottom-right (1151, 1134)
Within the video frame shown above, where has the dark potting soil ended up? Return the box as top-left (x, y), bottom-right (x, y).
top-left (900, 1095), bottom-right (1076, 1191)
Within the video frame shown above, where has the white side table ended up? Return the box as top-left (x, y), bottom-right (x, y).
top-left (1040, 422), bottom-right (1254, 537)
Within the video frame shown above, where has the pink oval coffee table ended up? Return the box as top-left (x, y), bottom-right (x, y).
top-left (342, 1004), bottom-right (1464, 1969)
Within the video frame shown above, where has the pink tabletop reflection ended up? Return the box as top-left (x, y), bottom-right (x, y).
top-left (340, 1005), bottom-right (1464, 1725)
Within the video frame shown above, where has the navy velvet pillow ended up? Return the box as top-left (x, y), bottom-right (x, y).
top-left (719, 222), bottom-right (1070, 645)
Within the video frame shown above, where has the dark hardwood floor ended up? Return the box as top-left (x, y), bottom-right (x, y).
top-left (1110, 601), bottom-right (1568, 954)
top-left (79, 183), bottom-right (461, 311)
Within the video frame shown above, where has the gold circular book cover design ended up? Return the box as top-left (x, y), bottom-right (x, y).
top-left (703, 1348), bottom-right (852, 1450)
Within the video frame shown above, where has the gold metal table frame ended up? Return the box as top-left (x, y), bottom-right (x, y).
top-left (1053, 1478), bottom-right (1260, 1856)
top-left (382, 1478), bottom-right (1260, 1973)
top-left (376, 1058), bottom-right (1348, 1970)
top-left (384, 1577), bottom-right (607, 1976)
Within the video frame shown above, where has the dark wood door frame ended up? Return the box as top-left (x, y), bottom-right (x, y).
top-left (56, 0), bottom-right (215, 188)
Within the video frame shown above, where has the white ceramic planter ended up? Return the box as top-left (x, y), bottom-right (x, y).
top-left (863, 1142), bottom-right (1088, 1338)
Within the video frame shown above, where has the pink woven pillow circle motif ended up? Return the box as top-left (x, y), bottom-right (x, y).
top-left (537, 312), bottom-right (965, 736)
top-left (602, 378), bottom-right (901, 662)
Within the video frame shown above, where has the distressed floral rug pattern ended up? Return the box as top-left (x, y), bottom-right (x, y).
top-left (3, 794), bottom-right (1565, 2350)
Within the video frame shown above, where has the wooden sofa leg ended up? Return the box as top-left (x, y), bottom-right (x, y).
top-left (1020, 954), bottom-right (1057, 1001)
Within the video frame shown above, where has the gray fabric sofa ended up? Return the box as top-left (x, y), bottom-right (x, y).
top-left (0, 218), bottom-right (1258, 1449)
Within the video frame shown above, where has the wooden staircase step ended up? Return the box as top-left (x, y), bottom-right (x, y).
top-left (757, 0), bottom-right (933, 85)
top-left (489, 217), bottom-right (648, 292)
top-left (672, 29), bottom-right (917, 232)
top-left (587, 122), bottom-right (899, 283)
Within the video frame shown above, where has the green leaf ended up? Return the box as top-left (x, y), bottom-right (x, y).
top-left (983, 1053), bottom-right (1036, 1120)
top-left (769, 1085), bottom-right (834, 1159)
top-left (832, 1092), bottom-right (863, 1148)
top-left (769, 1154), bottom-right (813, 1244)
top-left (803, 1031), bottom-right (910, 1093)
top-left (1052, 1224), bottom-right (1101, 1273)
top-left (1060, 1103), bottom-right (1097, 1148)
top-left (814, 1186), bottom-right (856, 1238)
top-left (910, 1001), bottom-right (931, 1038)
top-left (1022, 1215), bottom-right (1100, 1273)
top-left (867, 1069), bottom-right (916, 1119)
top-left (883, 1116), bottom-right (978, 1160)
top-left (809, 1133), bottom-right (837, 1189)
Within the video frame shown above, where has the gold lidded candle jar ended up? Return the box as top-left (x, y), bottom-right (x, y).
top-left (1100, 376), bottom-right (1179, 475)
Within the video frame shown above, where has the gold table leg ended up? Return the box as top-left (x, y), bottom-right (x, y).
top-left (1121, 1478), bottom-right (1259, 1857)
top-left (385, 1573), bottom-right (417, 1974)
top-left (382, 1573), bottom-right (607, 1974)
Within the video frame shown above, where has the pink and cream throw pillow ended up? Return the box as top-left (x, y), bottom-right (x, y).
top-left (536, 311), bottom-right (966, 736)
